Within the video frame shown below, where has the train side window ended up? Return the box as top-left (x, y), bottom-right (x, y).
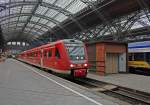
top-left (35, 52), bottom-right (38, 57)
top-left (36, 52), bottom-right (38, 57)
top-left (55, 48), bottom-right (61, 59)
top-left (146, 52), bottom-right (150, 62)
top-left (129, 53), bottom-right (133, 61)
top-left (134, 53), bottom-right (144, 61)
top-left (40, 52), bottom-right (42, 57)
top-left (32, 53), bottom-right (34, 57)
top-left (48, 50), bottom-right (52, 58)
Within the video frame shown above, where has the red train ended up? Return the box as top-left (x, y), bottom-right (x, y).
top-left (17, 39), bottom-right (88, 78)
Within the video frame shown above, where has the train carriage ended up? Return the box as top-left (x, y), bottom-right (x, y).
top-left (17, 39), bottom-right (88, 78)
top-left (128, 41), bottom-right (150, 74)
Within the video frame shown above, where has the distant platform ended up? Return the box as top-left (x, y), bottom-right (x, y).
top-left (88, 73), bottom-right (150, 94)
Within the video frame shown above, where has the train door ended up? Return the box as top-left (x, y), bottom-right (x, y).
top-left (54, 47), bottom-right (61, 69)
top-left (37, 51), bottom-right (41, 66)
top-left (40, 49), bottom-right (43, 67)
top-left (46, 48), bottom-right (53, 68)
top-left (105, 53), bottom-right (118, 74)
top-left (43, 49), bottom-right (48, 67)
top-left (53, 43), bottom-right (67, 71)
top-left (118, 53), bottom-right (126, 72)
top-left (43, 47), bottom-right (53, 68)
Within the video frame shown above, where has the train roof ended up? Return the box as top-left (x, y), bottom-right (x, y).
top-left (128, 41), bottom-right (150, 53)
top-left (128, 41), bottom-right (150, 48)
top-left (21, 39), bottom-right (83, 54)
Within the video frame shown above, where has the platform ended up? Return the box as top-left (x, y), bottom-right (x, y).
top-left (0, 59), bottom-right (121, 105)
top-left (88, 73), bottom-right (150, 94)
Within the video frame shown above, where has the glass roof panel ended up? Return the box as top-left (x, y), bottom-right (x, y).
top-left (10, 6), bottom-right (21, 14)
top-left (42, 0), bottom-right (56, 4)
top-left (47, 22), bottom-right (56, 28)
top-left (11, 0), bottom-right (24, 2)
top-left (15, 27), bottom-right (22, 30)
top-left (1, 19), bottom-right (10, 24)
top-left (0, 0), bottom-right (9, 3)
top-left (21, 5), bottom-right (34, 13)
top-left (41, 28), bottom-right (48, 32)
top-left (45, 9), bottom-right (59, 17)
top-left (0, 9), bottom-right (9, 17)
top-left (1, 25), bottom-right (8, 29)
top-left (131, 22), bottom-right (145, 29)
top-left (8, 24), bottom-right (16, 27)
top-left (24, 27), bottom-right (31, 32)
top-left (35, 6), bottom-right (49, 15)
top-left (30, 30), bottom-right (37, 33)
top-left (9, 17), bottom-right (18, 22)
top-left (39, 18), bottom-right (49, 24)
top-left (131, 15), bottom-right (150, 29)
top-left (27, 23), bottom-right (35, 27)
top-left (34, 25), bottom-right (42, 29)
top-left (31, 16), bottom-right (40, 22)
top-left (66, 0), bottom-right (87, 14)
top-left (139, 17), bottom-right (150, 26)
top-left (17, 23), bottom-right (25, 27)
top-left (19, 16), bottom-right (29, 21)
top-left (25, 0), bottom-right (37, 2)
top-left (55, 0), bottom-right (74, 8)
top-left (29, 30), bottom-right (43, 35)
top-left (0, 0), bottom-right (99, 41)
top-left (54, 13), bottom-right (68, 22)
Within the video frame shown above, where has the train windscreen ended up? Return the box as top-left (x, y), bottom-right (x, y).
top-left (65, 43), bottom-right (85, 60)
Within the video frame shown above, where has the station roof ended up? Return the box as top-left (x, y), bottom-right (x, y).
top-left (0, 0), bottom-right (97, 42)
top-left (0, 0), bottom-right (150, 45)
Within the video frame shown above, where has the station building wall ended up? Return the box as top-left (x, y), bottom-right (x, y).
top-left (86, 41), bottom-right (128, 76)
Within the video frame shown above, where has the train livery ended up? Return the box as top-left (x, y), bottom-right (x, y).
top-left (128, 41), bottom-right (150, 74)
top-left (17, 39), bottom-right (88, 78)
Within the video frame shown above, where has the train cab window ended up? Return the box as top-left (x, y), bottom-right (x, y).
top-left (44, 51), bottom-right (47, 57)
top-left (55, 48), bottom-right (61, 59)
top-left (134, 53), bottom-right (145, 61)
top-left (48, 50), bottom-right (52, 58)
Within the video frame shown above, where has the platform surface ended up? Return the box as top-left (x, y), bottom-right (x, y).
top-left (0, 59), bottom-right (120, 105)
top-left (88, 73), bottom-right (150, 93)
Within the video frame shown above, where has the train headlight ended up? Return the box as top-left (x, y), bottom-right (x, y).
top-left (70, 64), bottom-right (75, 68)
top-left (81, 57), bottom-right (84, 60)
top-left (84, 63), bottom-right (88, 67)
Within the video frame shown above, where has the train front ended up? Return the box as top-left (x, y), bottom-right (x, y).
top-left (64, 40), bottom-right (88, 78)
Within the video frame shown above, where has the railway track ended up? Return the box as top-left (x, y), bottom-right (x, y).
top-left (69, 78), bottom-right (150, 105)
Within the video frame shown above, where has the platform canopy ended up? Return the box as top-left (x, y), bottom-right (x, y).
top-left (0, 0), bottom-right (98, 43)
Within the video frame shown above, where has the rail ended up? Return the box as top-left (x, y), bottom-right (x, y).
top-left (72, 78), bottom-right (150, 105)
